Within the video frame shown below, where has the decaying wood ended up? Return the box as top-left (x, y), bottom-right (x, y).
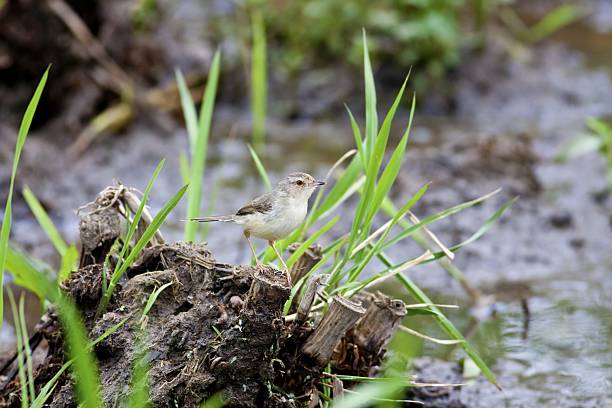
top-left (288, 243), bottom-right (322, 283)
top-left (302, 295), bottom-right (365, 367)
top-left (296, 274), bottom-right (328, 324)
top-left (353, 292), bottom-right (407, 354)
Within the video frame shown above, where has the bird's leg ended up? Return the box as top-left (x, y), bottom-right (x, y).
top-left (269, 240), bottom-right (291, 285)
top-left (244, 231), bottom-right (263, 267)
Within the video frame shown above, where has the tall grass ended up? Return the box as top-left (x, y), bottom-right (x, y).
top-left (179, 51), bottom-right (221, 242)
top-left (257, 32), bottom-right (514, 390)
top-left (1, 67), bottom-right (48, 329)
top-left (250, 6), bottom-right (267, 150)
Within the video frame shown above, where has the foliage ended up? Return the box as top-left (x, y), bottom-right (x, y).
top-left (556, 117), bottom-right (612, 191)
top-left (178, 51), bottom-right (221, 242)
top-left (262, 0), bottom-right (464, 79)
top-left (1, 67), bottom-right (48, 329)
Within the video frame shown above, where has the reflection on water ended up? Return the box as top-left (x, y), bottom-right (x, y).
top-left (386, 267), bottom-right (612, 407)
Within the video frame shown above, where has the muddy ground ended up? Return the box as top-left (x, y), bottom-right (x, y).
top-left (1, 1), bottom-right (612, 407)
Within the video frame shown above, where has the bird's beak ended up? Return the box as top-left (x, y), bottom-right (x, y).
top-left (315, 180), bottom-right (325, 186)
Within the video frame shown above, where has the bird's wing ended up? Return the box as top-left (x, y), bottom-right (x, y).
top-left (236, 192), bottom-right (274, 216)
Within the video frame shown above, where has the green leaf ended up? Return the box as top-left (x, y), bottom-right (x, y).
top-left (7, 290), bottom-right (29, 407)
top-left (185, 50), bottom-right (221, 242)
top-left (115, 159), bottom-right (165, 274)
top-left (1, 67), bottom-right (48, 329)
top-left (380, 189), bottom-right (500, 253)
top-left (248, 143), bottom-right (272, 191)
top-left (58, 245), bottom-right (79, 282)
top-left (362, 30), bottom-right (378, 161)
top-left (140, 282), bottom-right (173, 324)
top-left (377, 251), bottom-right (501, 390)
top-left (5, 246), bottom-right (52, 301)
top-left (365, 93), bottom-right (416, 225)
top-left (285, 216), bottom-right (339, 268)
top-left (22, 186), bottom-right (68, 256)
top-left (175, 69), bottom-right (198, 151)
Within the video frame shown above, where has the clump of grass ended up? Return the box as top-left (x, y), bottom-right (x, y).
top-left (253, 32), bottom-right (514, 390)
top-left (176, 51), bottom-right (221, 242)
top-left (556, 117), bottom-right (612, 192)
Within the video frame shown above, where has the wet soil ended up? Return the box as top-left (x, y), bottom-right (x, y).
top-left (1, 1), bottom-right (612, 407)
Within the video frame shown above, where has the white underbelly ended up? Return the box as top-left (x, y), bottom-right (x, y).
top-left (241, 203), bottom-right (306, 241)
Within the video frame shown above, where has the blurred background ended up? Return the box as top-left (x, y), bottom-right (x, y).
top-left (1, 0), bottom-right (611, 406)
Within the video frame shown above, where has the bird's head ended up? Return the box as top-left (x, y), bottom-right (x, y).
top-left (277, 172), bottom-right (325, 201)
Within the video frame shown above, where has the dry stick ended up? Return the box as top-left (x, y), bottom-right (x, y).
top-left (302, 296), bottom-right (365, 367)
top-left (46, 0), bottom-right (132, 93)
top-left (288, 244), bottom-right (322, 283)
top-left (352, 293), bottom-right (406, 354)
top-left (296, 274), bottom-right (329, 324)
top-left (406, 210), bottom-right (454, 260)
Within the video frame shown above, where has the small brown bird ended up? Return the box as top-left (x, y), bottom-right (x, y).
top-left (190, 172), bottom-right (325, 283)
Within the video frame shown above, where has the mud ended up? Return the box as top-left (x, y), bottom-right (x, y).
top-left (1, 189), bottom-right (416, 407)
top-left (2, 1), bottom-right (612, 407)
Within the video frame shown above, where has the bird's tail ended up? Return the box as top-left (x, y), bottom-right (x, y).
top-left (188, 215), bottom-right (235, 223)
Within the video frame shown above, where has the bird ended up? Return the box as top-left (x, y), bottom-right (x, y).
top-left (189, 172), bottom-right (325, 284)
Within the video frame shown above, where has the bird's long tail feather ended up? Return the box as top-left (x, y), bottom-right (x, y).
top-left (189, 215), bottom-right (235, 223)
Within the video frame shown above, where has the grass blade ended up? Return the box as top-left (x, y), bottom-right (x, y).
top-left (0, 67), bottom-right (49, 329)
top-left (101, 184), bottom-right (188, 314)
top-left (115, 159), bottom-right (165, 273)
top-left (380, 189), bottom-right (500, 253)
top-left (250, 8), bottom-right (267, 150)
top-left (22, 186), bottom-right (68, 256)
top-left (185, 50), bottom-right (221, 242)
top-left (175, 69), bottom-right (198, 151)
top-left (18, 295), bottom-right (36, 402)
top-left (285, 216), bottom-right (339, 268)
top-left (140, 282), bottom-right (173, 325)
top-left (248, 143), bottom-right (272, 191)
top-left (7, 290), bottom-right (29, 407)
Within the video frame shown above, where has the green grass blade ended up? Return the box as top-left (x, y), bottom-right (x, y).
top-left (412, 197), bottom-right (518, 265)
top-left (250, 8), bottom-right (267, 150)
top-left (185, 50), bottom-right (221, 242)
top-left (7, 290), bottom-right (29, 408)
top-left (285, 216), bottom-right (339, 268)
top-left (179, 150), bottom-right (191, 184)
top-left (345, 106), bottom-right (366, 168)
top-left (101, 184), bottom-right (188, 313)
top-left (362, 30), bottom-right (377, 161)
top-left (22, 186), bottom-right (68, 256)
top-left (140, 282), bottom-right (173, 325)
top-left (380, 189), bottom-right (500, 253)
top-left (6, 246), bottom-right (52, 301)
top-left (58, 245), bottom-right (79, 282)
top-left (365, 93), bottom-right (416, 225)
top-left (115, 159), bottom-right (165, 273)
top-left (342, 183), bottom-right (429, 285)
top-left (125, 338), bottom-right (151, 408)
top-left (375, 250), bottom-right (501, 389)
top-left (528, 4), bottom-right (582, 43)
top-left (18, 295), bottom-right (36, 402)
top-left (0, 67), bottom-right (48, 329)
top-left (175, 69), bottom-right (198, 150)
top-left (55, 295), bottom-right (104, 407)
top-left (31, 361), bottom-right (71, 408)
top-left (248, 143), bottom-right (272, 191)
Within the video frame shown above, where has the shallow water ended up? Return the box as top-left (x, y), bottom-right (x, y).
top-left (2, 11), bottom-right (612, 408)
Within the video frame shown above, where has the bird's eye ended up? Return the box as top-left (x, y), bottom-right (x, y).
top-left (296, 180), bottom-right (304, 186)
